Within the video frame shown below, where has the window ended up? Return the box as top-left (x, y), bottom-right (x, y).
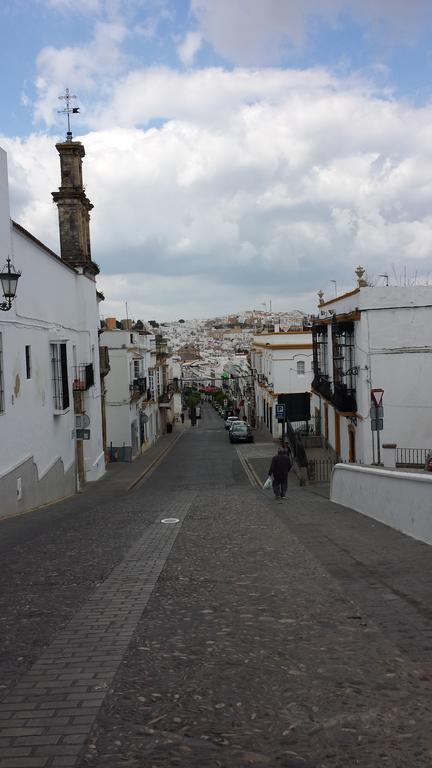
top-left (50, 342), bottom-right (70, 411)
top-left (312, 325), bottom-right (329, 379)
top-left (0, 334), bottom-right (4, 413)
top-left (297, 360), bottom-right (305, 375)
top-left (25, 345), bottom-right (31, 379)
top-left (133, 359), bottom-right (141, 378)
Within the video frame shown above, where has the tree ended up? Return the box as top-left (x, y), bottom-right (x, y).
top-left (178, 319), bottom-right (185, 323)
top-left (148, 320), bottom-right (159, 328)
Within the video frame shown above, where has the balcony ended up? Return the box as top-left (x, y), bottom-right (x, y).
top-left (129, 378), bottom-right (148, 400)
top-left (72, 364), bottom-right (94, 391)
top-left (158, 391), bottom-right (173, 408)
top-left (312, 374), bottom-right (332, 401)
top-left (331, 382), bottom-right (357, 413)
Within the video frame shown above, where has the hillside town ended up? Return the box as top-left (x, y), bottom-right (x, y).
top-left (0, 131), bottom-right (431, 518)
top-left (2, 2), bottom-right (432, 761)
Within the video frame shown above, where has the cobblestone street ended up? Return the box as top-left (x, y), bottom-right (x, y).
top-left (1, 404), bottom-right (432, 767)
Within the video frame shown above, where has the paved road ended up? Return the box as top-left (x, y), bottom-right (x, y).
top-left (0, 403), bottom-right (432, 767)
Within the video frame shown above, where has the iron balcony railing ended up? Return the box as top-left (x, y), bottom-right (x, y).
top-left (331, 382), bottom-right (357, 413)
top-left (396, 448), bottom-right (430, 468)
top-left (129, 379), bottom-right (150, 398)
top-left (72, 364), bottom-right (94, 391)
top-left (312, 374), bottom-right (332, 401)
top-left (284, 420), bottom-right (308, 468)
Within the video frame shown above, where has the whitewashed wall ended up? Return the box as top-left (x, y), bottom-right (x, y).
top-left (0, 147), bottom-right (105, 517)
top-left (331, 463), bottom-right (432, 545)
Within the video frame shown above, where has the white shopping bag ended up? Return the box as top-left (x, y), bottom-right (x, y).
top-left (263, 476), bottom-right (272, 490)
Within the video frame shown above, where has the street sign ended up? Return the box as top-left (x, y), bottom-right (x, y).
top-left (370, 406), bottom-right (384, 419)
top-left (75, 428), bottom-right (90, 440)
top-left (75, 413), bottom-right (90, 429)
top-left (371, 388), bottom-right (384, 407)
top-left (275, 404), bottom-right (286, 421)
top-left (371, 419), bottom-right (383, 431)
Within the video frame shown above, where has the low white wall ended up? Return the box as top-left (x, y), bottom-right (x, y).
top-left (331, 464), bottom-right (432, 545)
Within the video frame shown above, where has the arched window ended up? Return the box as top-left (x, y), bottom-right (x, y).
top-left (297, 360), bottom-right (305, 375)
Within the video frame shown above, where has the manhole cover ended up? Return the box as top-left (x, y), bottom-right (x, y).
top-left (161, 518), bottom-right (180, 524)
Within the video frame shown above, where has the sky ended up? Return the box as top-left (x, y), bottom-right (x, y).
top-left (2, 0), bottom-right (432, 321)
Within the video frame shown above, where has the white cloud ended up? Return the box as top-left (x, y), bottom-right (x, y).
top-left (4, 66), bottom-right (432, 318)
top-left (177, 31), bottom-right (203, 66)
top-left (34, 21), bottom-right (129, 128)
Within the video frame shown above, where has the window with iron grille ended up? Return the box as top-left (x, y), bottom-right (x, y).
top-left (0, 334), bottom-right (4, 413)
top-left (50, 342), bottom-right (70, 411)
top-left (331, 321), bottom-right (355, 389)
top-left (312, 325), bottom-right (329, 379)
top-left (25, 345), bottom-right (31, 379)
top-left (297, 360), bottom-right (305, 375)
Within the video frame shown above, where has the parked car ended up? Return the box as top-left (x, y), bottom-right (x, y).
top-left (225, 415), bottom-right (240, 430)
top-left (229, 423), bottom-right (254, 443)
top-left (228, 420), bottom-right (247, 431)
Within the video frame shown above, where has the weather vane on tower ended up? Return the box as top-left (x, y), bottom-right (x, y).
top-left (58, 88), bottom-right (80, 141)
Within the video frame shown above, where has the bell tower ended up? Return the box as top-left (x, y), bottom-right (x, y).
top-left (52, 90), bottom-right (99, 276)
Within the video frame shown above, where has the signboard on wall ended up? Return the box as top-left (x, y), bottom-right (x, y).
top-left (275, 404), bottom-right (286, 422)
top-left (278, 392), bottom-right (311, 422)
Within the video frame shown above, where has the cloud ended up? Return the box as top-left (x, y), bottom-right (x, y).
top-left (177, 31), bottom-right (203, 66)
top-left (34, 21), bottom-right (129, 127)
top-left (190, 0), bottom-right (432, 65)
top-left (3, 65), bottom-right (432, 318)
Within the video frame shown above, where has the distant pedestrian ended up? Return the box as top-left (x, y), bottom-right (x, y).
top-left (268, 448), bottom-right (292, 500)
top-left (181, 412), bottom-right (184, 423)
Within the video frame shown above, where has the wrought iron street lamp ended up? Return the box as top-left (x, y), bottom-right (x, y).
top-left (0, 258), bottom-right (21, 311)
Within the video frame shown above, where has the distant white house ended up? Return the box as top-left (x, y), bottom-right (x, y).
top-left (311, 268), bottom-right (432, 466)
top-left (0, 140), bottom-right (105, 518)
top-left (250, 331), bottom-right (313, 437)
top-left (100, 319), bottom-right (159, 460)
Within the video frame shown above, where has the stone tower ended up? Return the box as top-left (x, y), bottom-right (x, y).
top-left (52, 139), bottom-right (99, 275)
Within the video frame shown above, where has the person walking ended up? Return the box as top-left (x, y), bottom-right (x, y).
top-left (268, 447), bottom-right (292, 500)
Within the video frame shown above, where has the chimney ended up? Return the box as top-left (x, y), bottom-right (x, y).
top-left (355, 266), bottom-right (367, 288)
top-left (105, 317), bottom-right (117, 330)
top-left (52, 139), bottom-right (99, 276)
top-left (120, 319), bottom-right (133, 330)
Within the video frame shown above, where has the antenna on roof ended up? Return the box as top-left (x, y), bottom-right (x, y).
top-left (58, 88), bottom-right (80, 141)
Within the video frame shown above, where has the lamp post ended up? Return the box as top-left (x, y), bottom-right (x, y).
top-left (0, 258), bottom-right (21, 311)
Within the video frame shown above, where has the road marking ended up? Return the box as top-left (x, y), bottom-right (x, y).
top-left (236, 449), bottom-right (261, 488)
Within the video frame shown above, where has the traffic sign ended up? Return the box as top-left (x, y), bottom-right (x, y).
top-left (75, 413), bottom-right (90, 429)
top-left (371, 419), bottom-right (383, 431)
top-left (75, 428), bottom-right (90, 440)
top-left (370, 406), bottom-right (384, 419)
top-left (275, 404), bottom-right (286, 422)
top-left (371, 388), bottom-right (384, 407)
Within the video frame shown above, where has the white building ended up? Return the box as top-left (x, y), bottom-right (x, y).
top-left (250, 331), bottom-right (313, 438)
top-left (100, 319), bottom-right (159, 460)
top-left (0, 140), bottom-right (105, 518)
top-left (311, 268), bottom-right (432, 466)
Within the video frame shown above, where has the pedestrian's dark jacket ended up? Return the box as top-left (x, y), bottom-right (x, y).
top-left (269, 454), bottom-right (291, 481)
